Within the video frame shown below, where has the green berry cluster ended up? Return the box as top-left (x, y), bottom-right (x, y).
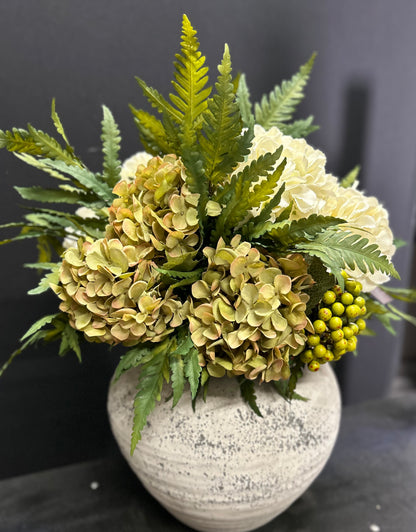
top-left (301, 278), bottom-right (367, 372)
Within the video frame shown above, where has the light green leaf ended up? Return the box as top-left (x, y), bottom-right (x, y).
top-left (14, 186), bottom-right (87, 204)
top-left (101, 105), bottom-right (122, 188)
top-left (20, 313), bottom-right (60, 342)
top-left (278, 116), bottom-right (319, 138)
top-left (255, 53), bottom-right (316, 128)
top-left (135, 77), bottom-right (182, 124)
top-left (341, 165), bottom-right (360, 188)
top-left (184, 346), bottom-right (202, 399)
top-left (236, 73), bottom-right (255, 129)
top-left (51, 98), bottom-right (72, 147)
top-left (113, 344), bottom-right (155, 383)
top-left (129, 106), bottom-right (173, 156)
top-left (58, 322), bottom-right (82, 361)
top-left (27, 124), bottom-right (80, 166)
top-left (169, 352), bottom-right (185, 407)
top-left (28, 268), bottom-right (60, 295)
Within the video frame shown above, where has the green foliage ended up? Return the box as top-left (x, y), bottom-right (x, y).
top-left (296, 228), bottom-right (400, 288)
top-left (170, 14), bottom-right (211, 124)
top-left (14, 185), bottom-right (90, 205)
top-left (239, 378), bottom-right (263, 417)
top-left (27, 265), bottom-right (60, 295)
top-left (58, 321), bottom-right (82, 361)
top-left (278, 116), bottom-right (319, 138)
top-left (236, 73), bottom-right (255, 129)
top-left (51, 99), bottom-right (72, 149)
top-left (254, 53), bottom-right (316, 129)
top-left (135, 77), bottom-right (182, 124)
top-left (129, 106), bottom-right (173, 156)
top-left (382, 286), bottom-right (416, 303)
top-left (265, 215), bottom-right (346, 248)
top-left (113, 343), bottom-right (156, 382)
top-left (341, 165), bottom-right (360, 188)
top-left (0, 128), bottom-right (44, 155)
top-left (101, 105), bottom-right (122, 188)
top-left (305, 257), bottom-right (336, 314)
top-left (184, 345), bottom-right (202, 399)
top-left (131, 339), bottom-right (171, 454)
top-left (169, 329), bottom-right (195, 407)
top-left (213, 148), bottom-right (283, 240)
top-left (243, 184), bottom-right (286, 239)
top-left (200, 44), bottom-right (244, 185)
top-left (273, 379), bottom-right (308, 402)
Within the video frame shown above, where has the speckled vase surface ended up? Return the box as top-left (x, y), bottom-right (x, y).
top-left (108, 363), bottom-right (341, 532)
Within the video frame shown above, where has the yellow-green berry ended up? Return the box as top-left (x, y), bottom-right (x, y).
top-left (314, 344), bottom-right (327, 358)
top-left (354, 296), bottom-right (366, 308)
top-left (307, 334), bottom-right (321, 347)
top-left (352, 282), bottom-right (362, 296)
top-left (300, 350), bottom-right (314, 364)
top-left (318, 307), bottom-right (332, 321)
top-left (334, 285), bottom-right (343, 296)
top-left (313, 319), bottom-right (327, 334)
top-left (346, 337), bottom-right (357, 352)
top-left (331, 329), bottom-right (344, 342)
top-left (345, 280), bottom-right (357, 293)
top-left (345, 304), bottom-right (361, 319)
top-left (308, 360), bottom-right (320, 372)
top-left (332, 302), bottom-right (345, 316)
top-left (322, 350), bottom-right (334, 362)
top-left (341, 292), bottom-right (354, 306)
top-left (350, 322), bottom-right (360, 335)
top-left (360, 305), bottom-right (367, 315)
top-left (323, 291), bottom-right (336, 305)
top-left (342, 326), bottom-right (354, 339)
top-left (356, 318), bottom-right (366, 331)
top-left (328, 317), bottom-right (343, 330)
top-left (334, 338), bottom-right (348, 352)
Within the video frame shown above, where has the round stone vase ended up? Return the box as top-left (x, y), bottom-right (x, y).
top-left (108, 364), bottom-right (341, 532)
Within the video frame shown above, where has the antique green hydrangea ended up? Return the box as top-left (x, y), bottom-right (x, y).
top-left (187, 236), bottom-right (314, 382)
top-left (51, 238), bottom-right (187, 346)
top-left (106, 154), bottom-right (200, 267)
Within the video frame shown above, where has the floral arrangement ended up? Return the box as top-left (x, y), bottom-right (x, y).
top-left (1, 15), bottom-right (414, 454)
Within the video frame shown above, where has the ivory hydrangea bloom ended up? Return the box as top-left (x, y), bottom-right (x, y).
top-left (120, 151), bottom-right (153, 182)
top-left (238, 125), bottom-right (395, 292)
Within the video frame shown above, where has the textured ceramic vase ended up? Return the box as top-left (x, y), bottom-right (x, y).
top-left (108, 363), bottom-right (341, 532)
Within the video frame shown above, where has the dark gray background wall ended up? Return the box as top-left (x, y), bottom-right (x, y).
top-left (1, 0), bottom-right (415, 479)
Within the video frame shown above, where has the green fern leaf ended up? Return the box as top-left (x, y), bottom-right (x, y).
top-left (0, 128), bottom-right (44, 155)
top-left (113, 343), bottom-right (155, 382)
top-left (13, 153), bottom-right (70, 181)
top-left (26, 124), bottom-right (80, 166)
top-left (129, 106), bottom-right (173, 155)
top-left (39, 160), bottom-right (114, 204)
top-left (239, 378), bottom-right (263, 417)
top-left (266, 215), bottom-right (346, 248)
top-left (255, 53), bottom-right (316, 129)
top-left (184, 346), bottom-right (202, 400)
top-left (341, 165), bottom-right (360, 188)
top-left (295, 228), bottom-right (400, 288)
top-left (135, 77), bottom-right (182, 124)
top-left (305, 257), bottom-right (336, 314)
top-left (169, 14), bottom-right (211, 123)
top-left (14, 186), bottom-right (87, 204)
top-left (58, 321), bottom-right (82, 361)
top-left (51, 99), bottom-right (72, 148)
top-left (200, 44), bottom-right (243, 185)
top-left (236, 73), bottom-right (255, 129)
top-left (101, 105), bottom-right (122, 188)
top-left (169, 352), bottom-right (185, 408)
top-left (20, 313), bottom-right (60, 342)
top-left (278, 116), bottom-right (319, 138)
top-left (28, 267), bottom-right (60, 295)
top-left (130, 339), bottom-right (171, 454)
top-left (244, 183), bottom-right (286, 239)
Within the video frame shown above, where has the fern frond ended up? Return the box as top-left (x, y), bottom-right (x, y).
top-left (200, 44), bottom-right (243, 186)
top-left (135, 77), bottom-right (182, 124)
top-left (51, 99), bottom-right (72, 148)
top-left (278, 116), bottom-right (319, 138)
top-left (266, 215), bottom-right (346, 248)
top-left (305, 257), bottom-right (336, 314)
top-left (113, 343), bottom-right (156, 382)
top-left (27, 124), bottom-right (80, 166)
top-left (13, 153), bottom-right (69, 181)
top-left (239, 378), bottom-right (262, 417)
top-left (58, 321), bottom-right (82, 361)
top-left (255, 53), bottom-right (316, 129)
top-left (101, 105), bottom-right (122, 188)
top-left (0, 128), bottom-right (44, 155)
top-left (236, 73), bottom-right (255, 129)
top-left (295, 228), bottom-right (400, 288)
top-left (341, 165), bottom-right (360, 188)
top-left (169, 14), bottom-right (211, 124)
top-left (184, 346), bottom-right (202, 400)
top-left (244, 183), bottom-right (286, 239)
top-left (130, 339), bottom-right (172, 454)
top-left (129, 106), bottom-right (173, 155)
top-left (14, 185), bottom-right (89, 205)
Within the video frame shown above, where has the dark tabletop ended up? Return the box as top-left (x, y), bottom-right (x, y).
top-left (0, 393), bottom-right (415, 532)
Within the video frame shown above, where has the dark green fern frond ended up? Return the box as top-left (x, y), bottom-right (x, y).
top-left (129, 106), bottom-right (173, 155)
top-left (255, 53), bottom-right (316, 129)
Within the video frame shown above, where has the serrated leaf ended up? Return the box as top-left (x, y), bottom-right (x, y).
top-left (200, 44), bottom-right (243, 186)
top-left (129, 106), bottom-right (173, 156)
top-left (26, 124), bottom-right (80, 166)
top-left (295, 228), bottom-right (400, 288)
top-left (273, 380), bottom-right (309, 402)
top-left (266, 215), bottom-right (346, 248)
top-left (13, 153), bottom-right (70, 181)
top-left (20, 313), bottom-right (60, 342)
top-left (239, 378), bottom-right (263, 417)
top-left (51, 99), bottom-right (72, 147)
top-left (169, 352), bottom-right (185, 407)
top-left (278, 116), bottom-right (319, 138)
top-left (101, 105), bottom-right (122, 188)
top-left (135, 77), bottom-right (182, 124)
top-left (0, 128), bottom-right (44, 155)
top-left (382, 286), bottom-right (416, 303)
top-left (58, 321), bottom-right (82, 361)
top-left (255, 53), bottom-right (316, 129)
top-left (305, 257), bottom-right (336, 314)
top-left (341, 165), bottom-right (360, 188)
top-left (387, 304), bottom-right (416, 328)
top-left (0, 328), bottom-right (49, 377)
top-left (244, 183), bottom-right (286, 239)
top-left (169, 14), bottom-right (211, 124)
top-left (28, 267), bottom-right (60, 295)
top-left (113, 343), bottom-right (155, 382)
top-left (130, 340), bottom-right (171, 454)
top-left (184, 346), bottom-right (202, 399)
top-left (24, 262), bottom-right (58, 270)
top-left (14, 186), bottom-right (87, 204)
top-left (236, 73), bottom-right (255, 129)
